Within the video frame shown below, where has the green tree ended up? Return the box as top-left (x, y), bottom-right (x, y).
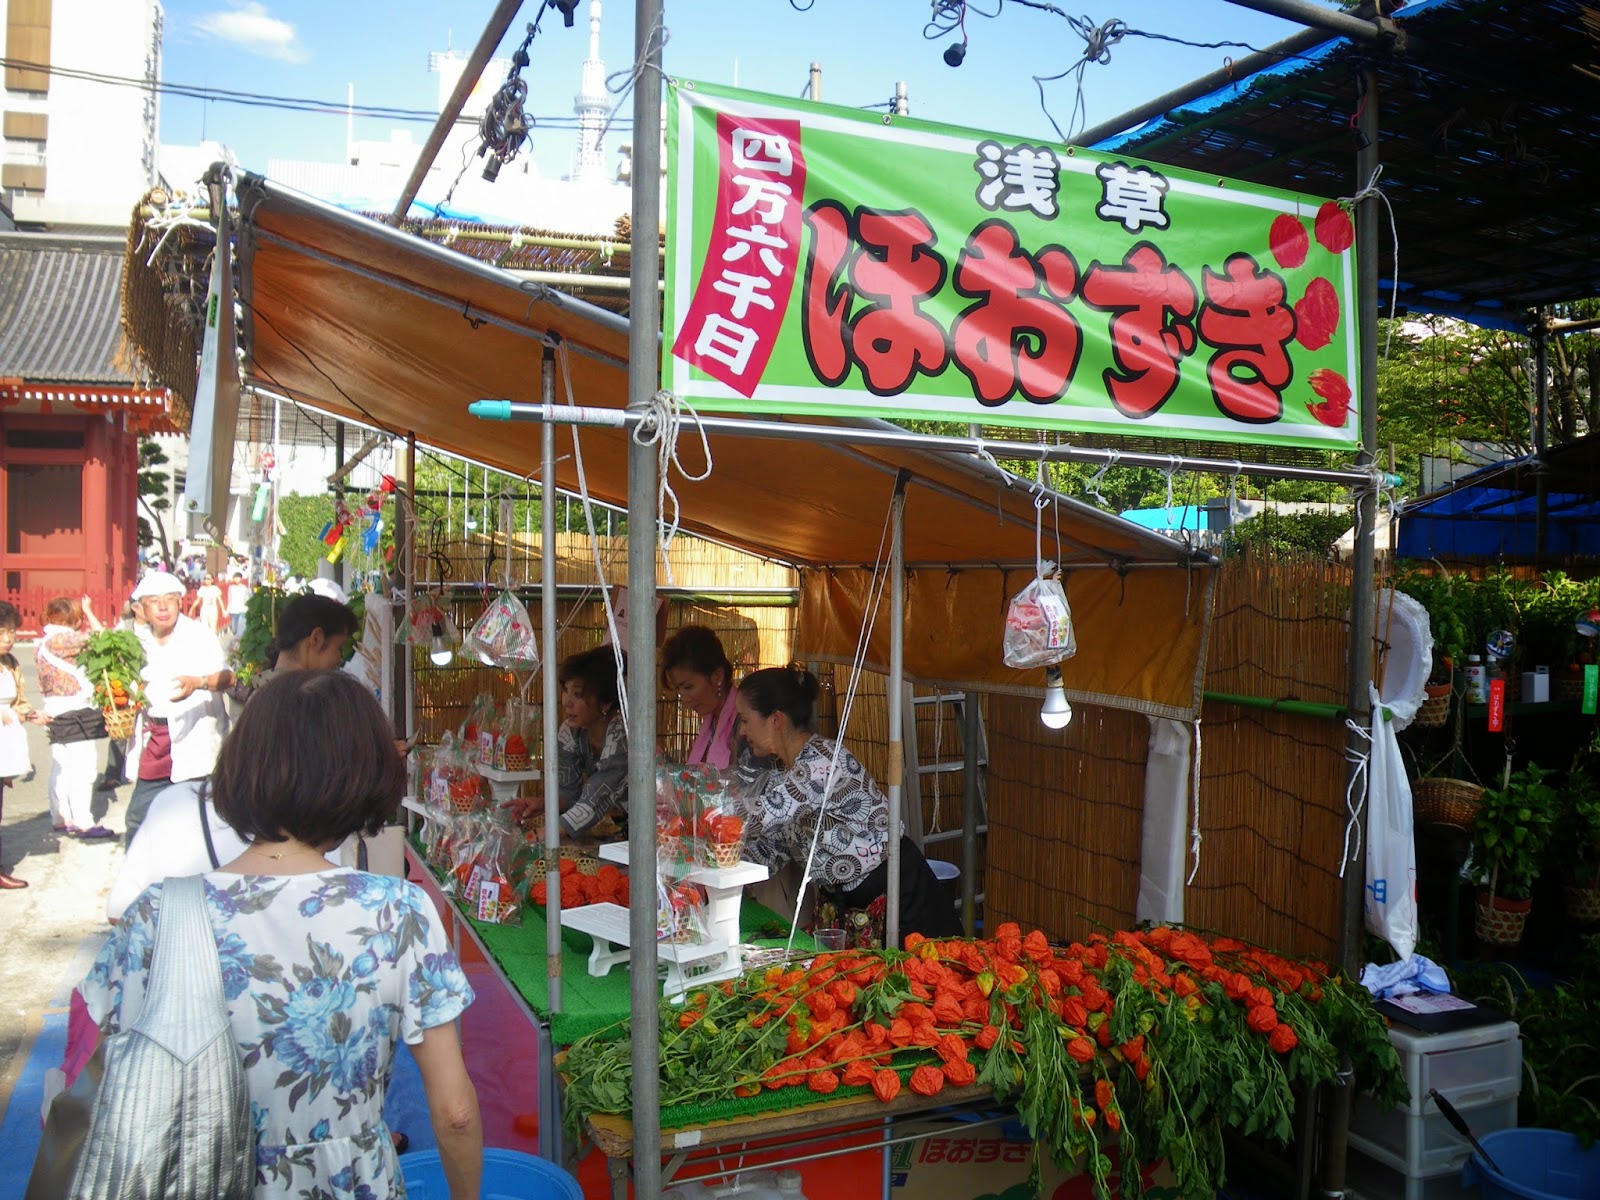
top-left (1224, 510), bottom-right (1352, 557)
top-left (277, 493), bottom-right (336, 579)
top-left (136, 439), bottom-right (174, 567)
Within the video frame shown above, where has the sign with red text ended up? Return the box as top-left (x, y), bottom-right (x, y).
top-left (664, 80), bottom-right (1361, 449)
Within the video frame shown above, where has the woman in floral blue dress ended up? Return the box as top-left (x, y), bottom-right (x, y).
top-left (79, 670), bottom-right (482, 1199)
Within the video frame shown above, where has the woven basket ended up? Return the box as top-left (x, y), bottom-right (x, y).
top-left (102, 706), bottom-right (137, 741)
top-left (1563, 883), bottom-right (1600, 925)
top-left (1474, 891), bottom-right (1532, 946)
top-left (1555, 673), bottom-right (1586, 703)
top-left (528, 846), bottom-right (601, 884)
top-left (1414, 688), bottom-right (1452, 728)
top-left (707, 841), bottom-right (742, 869)
top-left (1412, 777), bottom-right (1484, 830)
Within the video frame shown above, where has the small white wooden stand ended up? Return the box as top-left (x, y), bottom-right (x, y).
top-left (559, 902), bottom-right (740, 999)
top-left (597, 841), bottom-right (767, 953)
top-left (475, 763), bottom-right (540, 803)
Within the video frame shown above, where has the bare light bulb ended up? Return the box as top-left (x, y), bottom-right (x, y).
top-left (1041, 665), bottom-right (1072, 729)
top-left (429, 621), bottom-right (454, 667)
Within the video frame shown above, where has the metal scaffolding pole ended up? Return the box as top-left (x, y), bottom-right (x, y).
top-left (541, 346), bottom-right (562, 1016)
top-left (626, 0), bottom-right (665, 1194)
top-left (1219, 0), bottom-right (1401, 44)
top-left (390, 0), bottom-right (527, 222)
top-left (1323, 62), bottom-right (1384, 1200)
top-left (884, 475), bottom-right (908, 950)
top-left (469, 401), bottom-right (1393, 490)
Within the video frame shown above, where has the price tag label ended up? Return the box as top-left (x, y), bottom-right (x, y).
top-left (1584, 664), bottom-right (1598, 715)
top-left (476, 879), bottom-right (501, 923)
top-left (1487, 678), bottom-right (1505, 732)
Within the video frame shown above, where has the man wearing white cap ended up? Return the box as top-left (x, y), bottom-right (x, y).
top-left (123, 571), bottom-right (232, 846)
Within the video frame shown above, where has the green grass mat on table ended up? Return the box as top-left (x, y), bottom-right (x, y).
top-left (467, 899), bottom-right (816, 1047)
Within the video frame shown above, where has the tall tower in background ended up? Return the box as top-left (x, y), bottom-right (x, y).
top-left (570, 0), bottom-right (606, 182)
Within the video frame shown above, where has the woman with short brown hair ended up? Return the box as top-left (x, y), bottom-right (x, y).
top-left (80, 671), bottom-right (483, 1199)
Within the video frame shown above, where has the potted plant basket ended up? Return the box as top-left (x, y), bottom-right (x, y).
top-left (1470, 762), bottom-right (1558, 949)
top-left (79, 629), bottom-right (148, 740)
top-left (1555, 737), bottom-right (1600, 925)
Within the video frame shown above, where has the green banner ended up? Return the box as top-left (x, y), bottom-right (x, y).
top-left (664, 80), bottom-right (1361, 450)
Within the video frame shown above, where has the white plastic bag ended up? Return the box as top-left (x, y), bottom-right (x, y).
top-left (1366, 685), bottom-right (1418, 959)
top-left (1002, 573), bottom-right (1077, 669)
top-left (464, 591), bottom-right (540, 671)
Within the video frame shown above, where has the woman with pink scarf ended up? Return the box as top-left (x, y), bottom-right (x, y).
top-left (661, 625), bottom-right (742, 770)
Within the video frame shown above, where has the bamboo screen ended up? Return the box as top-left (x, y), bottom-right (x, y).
top-left (410, 527), bottom-right (798, 748)
top-left (976, 549), bottom-right (1359, 960)
top-left (982, 698), bottom-right (1152, 941)
top-left (1186, 550), bottom-right (1355, 961)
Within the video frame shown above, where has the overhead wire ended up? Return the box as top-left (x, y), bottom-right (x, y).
top-left (0, 55), bottom-right (629, 129)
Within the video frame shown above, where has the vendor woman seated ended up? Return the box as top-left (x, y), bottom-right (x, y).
top-left (514, 646), bottom-right (627, 838)
top-left (735, 665), bottom-right (961, 949)
top-left (661, 624), bottom-right (741, 769)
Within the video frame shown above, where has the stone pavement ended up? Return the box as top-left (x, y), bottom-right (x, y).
top-left (0, 652), bottom-right (125, 1104)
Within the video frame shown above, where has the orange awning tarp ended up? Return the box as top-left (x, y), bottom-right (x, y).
top-left (232, 173), bottom-right (1213, 717)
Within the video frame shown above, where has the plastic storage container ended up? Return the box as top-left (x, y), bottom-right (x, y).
top-left (399, 1148), bottom-right (583, 1200)
top-left (1462, 1129), bottom-right (1600, 1200)
top-left (1349, 1020), bottom-right (1521, 1177)
top-left (1346, 1147), bottom-right (1475, 1200)
top-left (1351, 1094), bottom-right (1519, 1176)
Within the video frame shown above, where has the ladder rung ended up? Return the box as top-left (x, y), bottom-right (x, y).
top-left (918, 761), bottom-right (974, 776)
top-left (923, 828), bottom-right (987, 844)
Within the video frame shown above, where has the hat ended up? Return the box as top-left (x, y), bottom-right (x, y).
top-left (306, 577), bottom-right (348, 604)
top-left (131, 571), bottom-right (185, 601)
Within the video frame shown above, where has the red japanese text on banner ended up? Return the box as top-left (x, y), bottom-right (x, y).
top-left (670, 114), bottom-right (807, 398)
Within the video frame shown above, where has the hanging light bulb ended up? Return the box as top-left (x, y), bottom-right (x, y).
top-left (429, 621), bottom-right (454, 667)
top-left (1040, 665), bottom-right (1072, 729)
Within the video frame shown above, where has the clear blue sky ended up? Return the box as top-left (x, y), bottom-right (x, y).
top-left (155, 1), bottom-right (1313, 172)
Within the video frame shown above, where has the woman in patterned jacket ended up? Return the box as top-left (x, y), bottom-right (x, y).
top-left (735, 665), bottom-right (960, 949)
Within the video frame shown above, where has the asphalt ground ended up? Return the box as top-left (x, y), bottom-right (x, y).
top-left (0, 652), bottom-right (124, 1104)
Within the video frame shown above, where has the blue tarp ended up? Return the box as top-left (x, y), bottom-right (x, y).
top-left (1396, 443), bottom-right (1600, 560)
top-left (1120, 505), bottom-right (1204, 533)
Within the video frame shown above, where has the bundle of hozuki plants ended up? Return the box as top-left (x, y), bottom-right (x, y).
top-left (563, 924), bottom-right (1405, 1199)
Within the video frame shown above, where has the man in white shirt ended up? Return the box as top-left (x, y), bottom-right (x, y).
top-left (107, 780), bottom-right (339, 921)
top-left (123, 571), bottom-right (233, 846)
top-left (225, 571), bottom-right (251, 639)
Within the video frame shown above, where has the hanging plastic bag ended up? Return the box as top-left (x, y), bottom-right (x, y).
top-left (1002, 572), bottom-right (1077, 669)
top-left (1365, 685), bottom-right (1419, 959)
top-left (464, 590), bottom-right (540, 671)
top-left (656, 836), bottom-right (710, 945)
top-left (460, 817), bottom-right (522, 926)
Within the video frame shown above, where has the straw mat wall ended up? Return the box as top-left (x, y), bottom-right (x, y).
top-left (416, 528), bottom-right (796, 592)
top-left (973, 549), bottom-right (1359, 957)
top-left (412, 591), bottom-right (796, 755)
top-left (1187, 549), bottom-right (1355, 961)
top-left (982, 698), bottom-right (1151, 940)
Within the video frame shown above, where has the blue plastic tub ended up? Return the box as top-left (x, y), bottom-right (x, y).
top-left (400, 1147), bottom-right (583, 1200)
top-left (1461, 1129), bottom-right (1600, 1200)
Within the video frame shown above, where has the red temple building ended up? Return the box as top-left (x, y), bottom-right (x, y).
top-left (0, 230), bottom-right (176, 628)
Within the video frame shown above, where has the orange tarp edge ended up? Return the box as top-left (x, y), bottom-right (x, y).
top-left (802, 567), bottom-right (1210, 720)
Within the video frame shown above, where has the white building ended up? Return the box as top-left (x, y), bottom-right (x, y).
top-left (1, 0), bottom-right (162, 227)
top-left (252, 0), bottom-right (632, 235)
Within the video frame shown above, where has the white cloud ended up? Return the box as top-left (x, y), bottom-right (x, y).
top-left (195, 3), bottom-right (308, 63)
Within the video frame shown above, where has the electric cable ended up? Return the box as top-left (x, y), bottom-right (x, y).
top-left (0, 55), bottom-right (630, 129)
